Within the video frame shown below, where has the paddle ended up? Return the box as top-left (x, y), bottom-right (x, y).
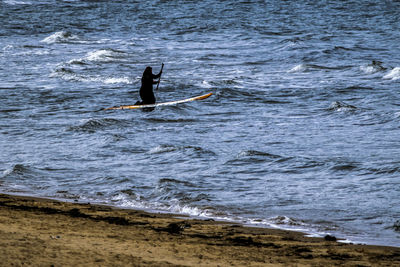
top-left (156, 63), bottom-right (164, 91)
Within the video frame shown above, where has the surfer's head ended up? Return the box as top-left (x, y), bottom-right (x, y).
top-left (144, 66), bottom-right (152, 75)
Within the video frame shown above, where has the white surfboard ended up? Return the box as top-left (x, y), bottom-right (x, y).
top-left (104, 92), bottom-right (213, 110)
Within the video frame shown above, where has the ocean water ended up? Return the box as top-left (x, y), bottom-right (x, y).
top-left (1, 0), bottom-right (400, 247)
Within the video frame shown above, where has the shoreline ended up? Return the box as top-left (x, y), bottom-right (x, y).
top-left (1, 193), bottom-right (399, 266)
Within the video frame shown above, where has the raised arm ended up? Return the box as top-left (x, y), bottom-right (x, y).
top-left (152, 63), bottom-right (164, 79)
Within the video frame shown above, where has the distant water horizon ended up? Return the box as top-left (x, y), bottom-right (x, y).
top-left (1, 0), bottom-right (400, 247)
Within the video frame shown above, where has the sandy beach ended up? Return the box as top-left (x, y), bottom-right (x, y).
top-left (0, 193), bottom-right (399, 266)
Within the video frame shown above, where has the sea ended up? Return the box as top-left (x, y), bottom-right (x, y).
top-left (1, 0), bottom-right (400, 247)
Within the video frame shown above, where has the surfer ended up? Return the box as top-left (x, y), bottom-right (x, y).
top-left (136, 65), bottom-right (163, 105)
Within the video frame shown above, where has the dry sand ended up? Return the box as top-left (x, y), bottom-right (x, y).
top-left (0, 193), bottom-right (399, 266)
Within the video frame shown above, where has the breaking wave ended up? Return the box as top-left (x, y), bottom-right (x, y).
top-left (85, 49), bottom-right (127, 63)
top-left (2, 164), bottom-right (32, 179)
top-left (67, 49), bottom-right (128, 65)
top-left (41, 31), bottom-right (81, 44)
top-left (50, 66), bottom-right (131, 84)
top-left (383, 67), bottom-right (400, 81)
top-left (360, 61), bottom-right (387, 74)
top-left (288, 64), bottom-right (308, 73)
top-left (329, 101), bottom-right (357, 112)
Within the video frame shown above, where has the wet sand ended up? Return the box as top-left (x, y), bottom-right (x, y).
top-left (0, 193), bottom-right (399, 266)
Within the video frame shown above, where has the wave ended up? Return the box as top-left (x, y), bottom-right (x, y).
top-left (50, 66), bottom-right (131, 84)
top-left (330, 163), bottom-right (359, 172)
top-left (4, 0), bottom-right (32, 5)
top-left (359, 61), bottom-right (387, 75)
top-left (392, 221), bottom-right (400, 232)
top-left (328, 101), bottom-right (357, 112)
top-left (288, 64), bottom-right (308, 73)
top-left (67, 49), bottom-right (128, 65)
top-left (41, 31), bottom-right (81, 44)
top-left (2, 164), bottom-right (32, 179)
top-left (67, 118), bottom-right (128, 133)
top-left (76, 187), bottom-right (341, 243)
top-left (87, 190), bottom-right (345, 246)
top-left (148, 144), bottom-right (177, 154)
top-left (149, 144), bottom-right (216, 156)
top-left (360, 65), bottom-right (381, 74)
top-left (158, 178), bottom-right (197, 188)
top-left (237, 150), bottom-right (282, 159)
top-left (85, 49), bottom-right (127, 63)
top-left (144, 118), bottom-right (198, 123)
top-left (119, 188), bottom-right (323, 236)
top-left (55, 190), bottom-right (81, 200)
top-left (2, 45), bottom-right (14, 51)
top-left (41, 31), bottom-right (122, 45)
top-left (109, 192), bottom-right (333, 240)
top-left (155, 179), bottom-right (206, 202)
top-left (269, 215), bottom-right (308, 227)
top-left (226, 150), bottom-right (283, 165)
top-left (52, 48), bottom-right (131, 84)
top-left (288, 63), bottom-right (348, 73)
top-left (214, 87), bottom-right (257, 102)
top-left (247, 216), bottom-right (341, 240)
top-left (111, 192), bottom-right (215, 218)
top-left (383, 67), bottom-right (400, 81)
top-left (1, 164), bottom-right (58, 192)
top-left (363, 166), bottom-right (400, 175)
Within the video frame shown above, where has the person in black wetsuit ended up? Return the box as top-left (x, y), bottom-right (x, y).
top-left (136, 66), bottom-right (162, 105)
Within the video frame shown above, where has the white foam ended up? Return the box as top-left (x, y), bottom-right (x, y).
top-left (360, 65), bottom-right (379, 74)
top-left (2, 168), bottom-right (13, 177)
top-left (103, 77), bottom-right (131, 84)
top-left (200, 80), bottom-right (211, 88)
top-left (4, 0), bottom-right (32, 5)
top-left (149, 145), bottom-right (177, 154)
top-left (329, 101), bottom-right (356, 112)
top-left (112, 193), bottom-right (315, 233)
top-left (84, 76), bottom-right (131, 84)
top-left (73, 49), bottom-right (126, 63)
top-left (67, 58), bottom-right (86, 65)
top-left (15, 49), bottom-right (50, 56)
top-left (41, 31), bottom-right (80, 44)
top-left (111, 193), bottom-right (146, 208)
top-left (383, 67), bottom-right (400, 81)
top-left (109, 193), bottom-right (214, 218)
top-left (50, 68), bottom-right (131, 84)
top-left (288, 64), bottom-right (307, 73)
top-left (2, 45), bottom-right (14, 51)
top-left (47, 190), bottom-right (353, 245)
top-left (86, 49), bottom-right (115, 62)
top-left (168, 202), bottom-right (214, 217)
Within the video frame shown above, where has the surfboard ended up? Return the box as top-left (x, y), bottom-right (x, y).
top-left (104, 92), bottom-right (213, 110)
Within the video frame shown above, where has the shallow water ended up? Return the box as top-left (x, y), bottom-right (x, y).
top-left (1, 0), bottom-right (400, 246)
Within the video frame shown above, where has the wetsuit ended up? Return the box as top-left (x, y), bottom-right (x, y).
top-left (139, 67), bottom-right (161, 105)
